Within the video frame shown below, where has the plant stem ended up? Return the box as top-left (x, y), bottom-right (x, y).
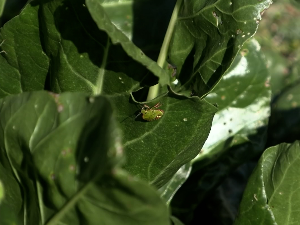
top-left (146, 0), bottom-right (183, 101)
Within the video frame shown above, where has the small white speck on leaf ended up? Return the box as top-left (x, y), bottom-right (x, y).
top-left (89, 97), bottom-right (95, 103)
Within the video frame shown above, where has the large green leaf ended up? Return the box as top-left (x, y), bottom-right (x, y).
top-left (170, 39), bottom-right (271, 223)
top-left (168, 0), bottom-right (273, 97)
top-left (117, 90), bottom-right (216, 187)
top-left (234, 141), bottom-right (300, 225)
top-left (0, 91), bottom-right (170, 224)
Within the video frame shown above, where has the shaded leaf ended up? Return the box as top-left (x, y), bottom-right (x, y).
top-left (168, 0), bottom-right (273, 97)
top-left (234, 141), bottom-right (300, 225)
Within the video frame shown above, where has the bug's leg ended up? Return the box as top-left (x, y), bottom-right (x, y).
top-left (135, 111), bottom-right (142, 119)
top-left (135, 105), bottom-right (149, 119)
top-left (0, 40), bottom-right (6, 54)
top-left (152, 102), bottom-right (162, 109)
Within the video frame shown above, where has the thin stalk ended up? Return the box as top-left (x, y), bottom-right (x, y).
top-left (146, 0), bottom-right (183, 101)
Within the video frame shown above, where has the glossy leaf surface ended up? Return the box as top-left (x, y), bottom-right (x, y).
top-left (234, 141), bottom-right (300, 225)
top-left (0, 91), bottom-right (170, 225)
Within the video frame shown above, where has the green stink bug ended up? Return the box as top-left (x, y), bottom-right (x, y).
top-left (136, 102), bottom-right (164, 121)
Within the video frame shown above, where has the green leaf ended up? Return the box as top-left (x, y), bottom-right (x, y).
top-left (0, 91), bottom-right (170, 224)
top-left (168, 0), bottom-right (273, 97)
top-left (0, 0), bottom-right (217, 188)
top-left (117, 90), bottom-right (216, 187)
top-left (234, 141), bottom-right (300, 225)
top-left (170, 39), bottom-right (271, 223)
top-left (0, 2), bottom-right (49, 98)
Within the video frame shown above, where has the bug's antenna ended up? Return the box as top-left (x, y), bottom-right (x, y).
top-left (135, 105), bottom-right (146, 119)
top-left (135, 112), bottom-right (142, 119)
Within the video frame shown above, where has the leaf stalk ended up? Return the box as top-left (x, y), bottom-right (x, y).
top-left (146, 0), bottom-right (183, 101)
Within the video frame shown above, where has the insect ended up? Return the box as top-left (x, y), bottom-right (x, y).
top-left (136, 102), bottom-right (164, 121)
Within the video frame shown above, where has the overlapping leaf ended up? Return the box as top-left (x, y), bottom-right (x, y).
top-left (0, 91), bottom-right (170, 225)
top-left (168, 0), bottom-right (273, 97)
top-left (0, 0), bottom-right (217, 190)
top-left (234, 141), bottom-right (300, 225)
